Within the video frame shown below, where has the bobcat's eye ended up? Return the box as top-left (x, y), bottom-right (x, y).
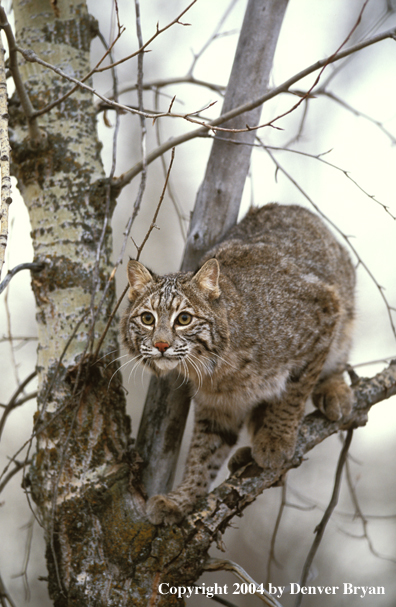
top-left (176, 312), bottom-right (192, 326)
top-left (141, 312), bottom-right (155, 326)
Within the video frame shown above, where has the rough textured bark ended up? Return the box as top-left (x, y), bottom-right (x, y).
top-left (0, 30), bottom-right (11, 278)
top-left (138, 0), bottom-right (290, 497)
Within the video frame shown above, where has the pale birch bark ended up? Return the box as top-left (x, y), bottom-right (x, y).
top-left (10, 1), bottom-right (134, 604)
top-left (0, 30), bottom-right (11, 279)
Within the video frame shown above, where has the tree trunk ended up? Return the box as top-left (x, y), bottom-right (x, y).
top-left (10, 1), bottom-right (143, 604)
top-left (138, 0), bottom-right (289, 497)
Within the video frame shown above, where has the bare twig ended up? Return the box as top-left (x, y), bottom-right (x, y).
top-left (154, 90), bottom-right (187, 240)
top-left (323, 89), bottom-right (396, 145)
top-left (205, 558), bottom-right (284, 607)
top-left (32, 21), bottom-right (126, 119)
top-left (0, 572), bottom-right (17, 607)
top-left (0, 7), bottom-right (45, 147)
top-left (94, 0), bottom-right (198, 74)
top-left (92, 148), bottom-right (175, 361)
top-left (99, 75), bottom-right (225, 103)
top-left (265, 145), bottom-right (396, 220)
top-left (111, 25), bottom-right (396, 189)
top-left (13, 23), bottom-right (396, 170)
top-left (187, 0), bottom-right (239, 76)
top-left (0, 262), bottom-right (45, 295)
top-left (133, 147), bottom-right (175, 259)
top-left (0, 458), bottom-right (31, 494)
top-left (0, 373), bottom-right (37, 440)
top-left (295, 430), bottom-right (353, 607)
top-left (345, 458), bottom-right (396, 563)
top-left (86, 19), bottom-right (122, 355)
top-left (12, 516), bottom-right (35, 600)
top-left (266, 482), bottom-right (286, 584)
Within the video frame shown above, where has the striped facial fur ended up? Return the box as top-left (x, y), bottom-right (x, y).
top-left (121, 259), bottom-right (229, 385)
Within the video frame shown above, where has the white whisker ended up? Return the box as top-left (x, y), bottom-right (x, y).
top-left (105, 353), bottom-right (129, 368)
top-left (128, 357), bottom-right (144, 383)
top-left (96, 348), bottom-right (120, 363)
top-left (185, 355), bottom-right (203, 397)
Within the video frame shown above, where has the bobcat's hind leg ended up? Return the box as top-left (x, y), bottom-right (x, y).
top-left (312, 374), bottom-right (353, 421)
top-left (313, 308), bottom-right (354, 421)
top-left (248, 398), bottom-right (305, 470)
top-left (248, 350), bottom-right (334, 470)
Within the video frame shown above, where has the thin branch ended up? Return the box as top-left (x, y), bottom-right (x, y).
top-left (0, 458), bottom-right (31, 494)
top-left (0, 311), bottom-right (89, 490)
top-left (0, 262), bottom-right (45, 295)
top-left (92, 148), bottom-right (175, 361)
top-left (266, 482), bottom-right (286, 584)
top-left (0, 392), bottom-right (37, 438)
top-left (187, 0), bottom-right (239, 76)
top-left (31, 22), bottom-right (126, 119)
top-left (12, 23), bottom-right (396, 183)
top-left (133, 147), bottom-right (175, 258)
top-left (204, 558), bottom-right (284, 607)
top-left (263, 144), bottom-right (396, 221)
top-left (12, 516), bottom-right (35, 601)
top-left (316, 89), bottom-right (396, 147)
top-left (94, 0), bottom-right (198, 74)
top-left (99, 75), bottom-right (225, 102)
top-left (154, 90), bottom-right (187, 240)
top-left (111, 26), bottom-right (396, 189)
top-left (295, 430), bottom-right (353, 607)
top-left (0, 7), bottom-right (45, 147)
top-left (345, 458), bottom-right (396, 563)
top-left (0, 371), bottom-right (37, 440)
top-left (86, 20), bottom-right (122, 355)
top-left (0, 572), bottom-right (17, 607)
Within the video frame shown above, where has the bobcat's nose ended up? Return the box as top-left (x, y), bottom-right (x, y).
top-left (154, 341), bottom-right (170, 353)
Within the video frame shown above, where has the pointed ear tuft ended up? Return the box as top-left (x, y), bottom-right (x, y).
top-left (193, 259), bottom-right (220, 300)
top-left (127, 260), bottom-right (153, 301)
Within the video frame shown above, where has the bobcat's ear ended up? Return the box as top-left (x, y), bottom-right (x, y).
top-left (127, 260), bottom-right (153, 301)
top-left (193, 259), bottom-right (220, 300)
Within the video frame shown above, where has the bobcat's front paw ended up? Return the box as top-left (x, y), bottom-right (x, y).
top-left (313, 376), bottom-right (353, 421)
top-left (146, 494), bottom-right (184, 525)
top-left (252, 436), bottom-right (295, 470)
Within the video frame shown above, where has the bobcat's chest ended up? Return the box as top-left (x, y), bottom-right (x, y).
top-left (190, 352), bottom-right (292, 421)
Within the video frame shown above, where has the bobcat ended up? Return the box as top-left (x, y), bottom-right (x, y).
top-left (121, 203), bottom-right (355, 525)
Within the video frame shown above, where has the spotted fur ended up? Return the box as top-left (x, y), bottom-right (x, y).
top-left (121, 204), bottom-right (356, 525)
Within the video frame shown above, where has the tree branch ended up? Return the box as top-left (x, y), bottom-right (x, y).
top-left (0, 7), bottom-right (45, 147)
top-left (295, 429), bottom-right (354, 607)
top-left (112, 25), bottom-right (396, 190)
top-left (0, 261), bottom-right (44, 295)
